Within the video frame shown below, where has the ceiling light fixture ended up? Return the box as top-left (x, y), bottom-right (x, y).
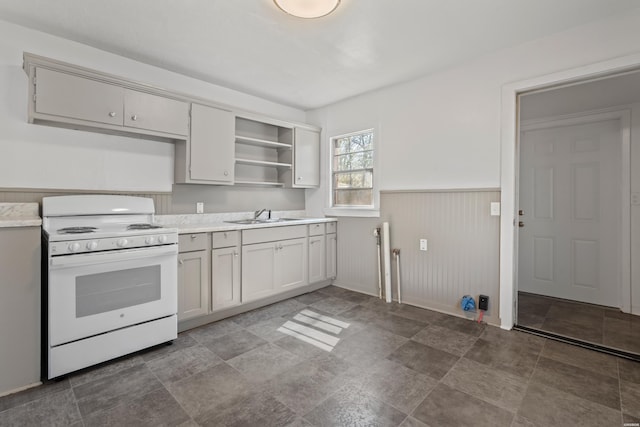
top-left (273, 0), bottom-right (341, 19)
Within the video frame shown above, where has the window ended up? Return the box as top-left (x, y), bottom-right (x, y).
top-left (331, 129), bottom-right (375, 208)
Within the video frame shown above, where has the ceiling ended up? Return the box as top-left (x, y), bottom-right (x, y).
top-left (0, 0), bottom-right (638, 110)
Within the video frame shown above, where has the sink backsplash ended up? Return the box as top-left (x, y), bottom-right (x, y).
top-left (154, 210), bottom-right (307, 225)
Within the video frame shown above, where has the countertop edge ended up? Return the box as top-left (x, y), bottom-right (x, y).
top-left (0, 218), bottom-right (43, 228)
top-left (170, 218), bottom-right (337, 234)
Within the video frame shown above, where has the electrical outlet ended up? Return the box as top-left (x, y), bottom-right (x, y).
top-left (196, 202), bottom-right (204, 214)
top-left (632, 192), bottom-right (640, 206)
top-left (479, 295), bottom-right (489, 311)
top-left (419, 239), bottom-right (427, 251)
top-left (490, 202), bottom-right (500, 216)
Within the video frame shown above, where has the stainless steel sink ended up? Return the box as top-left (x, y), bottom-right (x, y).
top-left (225, 218), bottom-right (301, 225)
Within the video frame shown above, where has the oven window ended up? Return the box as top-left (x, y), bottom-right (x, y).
top-left (76, 265), bottom-right (161, 318)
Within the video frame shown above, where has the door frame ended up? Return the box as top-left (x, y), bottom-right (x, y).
top-left (499, 52), bottom-right (640, 329)
top-left (519, 109), bottom-right (631, 311)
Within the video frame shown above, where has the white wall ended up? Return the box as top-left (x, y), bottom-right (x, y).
top-left (0, 20), bottom-right (305, 192)
top-left (305, 8), bottom-right (640, 216)
top-left (306, 8), bottom-right (640, 324)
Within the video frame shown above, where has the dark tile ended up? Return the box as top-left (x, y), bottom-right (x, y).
top-left (0, 378), bottom-right (70, 412)
top-left (621, 380), bottom-right (640, 418)
top-left (285, 418), bottom-right (314, 427)
top-left (231, 300), bottom-right (307, 327)
top-left (387, 340), bottom-right (459, 380)
top-left (545, 301), bottom-right (604, 326)
top-left (246, 316), bottom-right (292, 342)
top-left (442, 357), bottom-right (527, 412)
top-left (146, 344), bottom-right (222, 384)
top-left (605, 308), bottom-right (640, 323)
top-left (540, 316), bottom-right (604, 344)
top-left (309, 296), bottom-right (358, 315)
top-left (336, 289), bottom-right (376, 305)
top-left (603, 317), bottom-right (640, 353)
top-left (0, 389), bottom-right (81, 426)
top-left (187, 319), bottom-right (243, 343)
top-left (274, 334), bottom-right (329, 359)
top-left (434, 314), bottom-right (486, 337)
top-left (196, 390), bottom-right (298, 427)
top-left (390, 304), bottom-right (450, 324)
top-left (73, 364), bottom-right (162, 418)
top-left (619, 358), bottom-right (640, 385)
top-left (479, 326), bottom-right (545, 348)
top-left (369, 313), bottom-right (428, 338)
top-left (69, 355), bottom-right (145, 387)
top-left (203, 329), bottom-right (267, 360)
top-left (412, 324), bottom-right (478, 356)
top-left (356, 359), bottom-right (438, 414)
top-left (530, 357), bottom-right (620, 410)
top-left (304, 384), bottom-right (407, 427)
top-left (517, 293), bottom-right (552, 318)
top-left (167, 363), bottom-right (251, 418)
top-left (317, 285), bottom-right (350, 298)
top-left (623, 412), bottom-right (640, 426)
top-left (465, 338), bottom-right (541, 379)
top-left (294, 291), bottom-right (328, 305)
top-left (518, 382), bottom-right (621, 427)
top-left (227, 343), bottom-right (302, 383)
top-left (412, 383), bottom-right (513, 427)
top-left (541, 339), bottom-right (618, 378)
top-left (263, 358), bottom-right (341, 415)
top-left (398, 416), bottom-right (429, 427)
top-left (139, 332), bottom-right (199, 362)
top-left (332, 326), bottom-right (407, 365)
top-left (510, 415), bottom-right (537, 427)
top-left (83, 387), bottom-right (190, 427)
top-left (516, 310), bottom-right (545, 328)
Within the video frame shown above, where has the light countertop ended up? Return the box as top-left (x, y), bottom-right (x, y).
top-left (161, 217), bottom-right (337, 234)
top-left (0, 203), bottom-right (42, 228)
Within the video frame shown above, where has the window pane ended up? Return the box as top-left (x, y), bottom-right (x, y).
top-left (333, 171), bottom-right (373, 189)
top-left (334, 189), bottom-right (373, 206)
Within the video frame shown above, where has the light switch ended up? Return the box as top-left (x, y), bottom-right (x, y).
top-left (196, 202), bottom-right (204, 214)
top-left (490, 202), bottom-right (501, 216)
top-left (419, 239), bottom-right (427, 251)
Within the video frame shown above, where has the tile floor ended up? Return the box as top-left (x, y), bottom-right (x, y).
top-left (518, 291), bottom-right (640, 355)
top-left (1, 285), bottom-right (639, 426)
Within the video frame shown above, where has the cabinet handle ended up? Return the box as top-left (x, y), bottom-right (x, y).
top-left (108, 111), bottom-right (117, 118)
top-left (297, 177), bottom-right (302, 181)
top-left (224, 171), bottom-right (229, 176)
top-left (191, 234), bottom-right (197, 239)
top-left (131, 114), bottom-right (138, 121)
top-left (224, 232), bottom-right (228, 238)
top-left (178, 259), bottom-right (184, 265)
top-left (233, 250), bottom-right (238, 257)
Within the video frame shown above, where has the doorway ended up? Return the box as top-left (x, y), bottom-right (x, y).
top-left (513, 72), bottom-right (638, 355)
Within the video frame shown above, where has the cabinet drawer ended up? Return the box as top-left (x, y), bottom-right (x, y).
top-left (212, 230), bottom-right (239, 249)
top-left (179, 233), bottom-right (208, 252)
top-left (242, 225), bottom-right (306, 245)
top-left (309, 223), bottom-right (325, 236)
top-left (326, 222), bottom-right (337, 234)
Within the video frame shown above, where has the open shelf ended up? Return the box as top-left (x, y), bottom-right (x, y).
top-left (235, 158), bottom-right (291, 169)
top-left (235, 135), bottom-right (291, 150)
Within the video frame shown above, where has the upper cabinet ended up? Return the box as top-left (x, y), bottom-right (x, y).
top-left (24, 54), bottom-right (189, 141)
top-left (291, 127), bottom-right (320, 188)
top-left (175, 103), bottom-right (235, 185)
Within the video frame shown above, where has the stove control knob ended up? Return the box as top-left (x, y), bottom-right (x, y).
top-left (158, 235), bottom-right (167, 244)
top-left (68, 242), bottom-right (81, 252)
top-left (86, 241), bottom-right (98, 251)
top-left (145, 236), bottom-right (156, 245)
top-left (117, 238), bottom-right (128, 248)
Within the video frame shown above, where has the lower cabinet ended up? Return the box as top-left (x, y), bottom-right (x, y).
top-left (211, 246), bottom-right (241, 311)
top-left (309, 234), bottom-right (326, 283)
top-left (242, 237), bottom-right (308, 303)
top-left (326, 232), bottom-right (337, 279)
top-left (177, 233), bottom-right (210, 321)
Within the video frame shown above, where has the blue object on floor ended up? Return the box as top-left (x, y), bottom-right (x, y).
top-left (461, 295), bottom-right (476, 311)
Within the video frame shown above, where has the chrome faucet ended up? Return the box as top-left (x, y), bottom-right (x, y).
top-left (254, 208), bottom-right (268, 219)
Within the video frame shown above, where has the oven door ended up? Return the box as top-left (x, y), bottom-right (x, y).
top-left (48, 244), bottom-right (178, 346)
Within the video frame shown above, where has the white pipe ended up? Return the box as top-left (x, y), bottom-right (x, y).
top-left (382, 222), bottom-right (392, 303)
top-left (393, 249), bottom-right (402, 304)
top-left (375, 229), bottom-right (382, 299)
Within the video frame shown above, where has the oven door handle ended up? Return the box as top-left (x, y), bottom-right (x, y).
top-left (49, 245), bottom-right (178, 268)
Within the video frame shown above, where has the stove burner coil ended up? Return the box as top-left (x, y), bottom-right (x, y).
top-left (127, 223), bottom-right (161, 230)
top-left (57, 227), bottom-right (97, 234)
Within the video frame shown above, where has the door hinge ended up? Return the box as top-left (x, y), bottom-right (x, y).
top-left (33, 93), bottom-right (37, 102)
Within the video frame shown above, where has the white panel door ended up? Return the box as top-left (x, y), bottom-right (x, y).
top-left (518, 119), bottom-right (621, 307)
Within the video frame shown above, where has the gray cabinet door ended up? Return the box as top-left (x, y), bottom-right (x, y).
top-left (189, 104), bottom-right (235, 183)
top-left (35, 68), bottom-right (123, 126)
top-left (124, 89), bottom-right (189, 136)
top-left (212, 246), bottom-right (241, 310)
top-left (276, 237), bottom-right (308, 290)
top-left (326, 233), bottom-right (337, 279)
top-left (308, 235), bottom-right (326, 283)
top-left (177, 250), bottom-right (209, 321)
top-left (242, 241), bottom-right (276, 302)
top-left (293, 128), bottom-right (320, 187)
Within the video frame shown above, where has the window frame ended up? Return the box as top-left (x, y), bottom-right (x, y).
top-left (325, 128), bottom-right (380, 217)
